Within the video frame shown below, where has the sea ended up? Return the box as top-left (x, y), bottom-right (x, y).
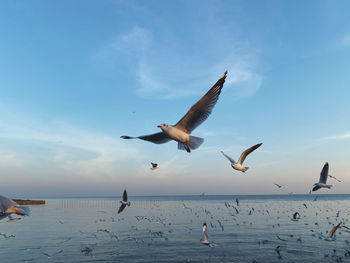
top-left (1, 194), bottom-right (350, 262)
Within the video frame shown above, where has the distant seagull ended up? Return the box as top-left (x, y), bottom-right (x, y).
top-left (329, 175), bottom-right (341, 183)
top-left (329, 222), bottom-right (342, 239)
top-left (117, 190), bottom-right (130, 214)
top-left (221, 143), bottom-right (262, 172)
top-left (121, 72), bottom-right (227, 153)
top-left (312, 162), bottom-right (332, 192)
top-left (0, 195), bottom-right (29, 220)
top-left (41, 250), bottom-right (63, 259)
top-left (292, 212), bottom-right (300, 221)
top-left (150, 162), bottom-right (159, 170)
top-left (182, 202), bottom-right (190, 209)
top-left (202, 222), bottom-right (210, 245)
top-left (274, 183), bottom-right (284, 189)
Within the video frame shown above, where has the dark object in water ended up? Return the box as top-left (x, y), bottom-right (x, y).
top-left (13, 199), bottom-right (45, 205)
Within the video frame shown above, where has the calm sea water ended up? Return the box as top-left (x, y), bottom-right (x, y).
top-left (1, 195), bottom-right (350, 262)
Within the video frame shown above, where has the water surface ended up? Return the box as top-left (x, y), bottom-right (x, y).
top-left (1, 195), bottom-right (350, 262)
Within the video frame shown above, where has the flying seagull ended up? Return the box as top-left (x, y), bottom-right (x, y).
top-left (221, 143), bottom-right (262, 172)
top-left (202, 222), bottom-right (210, 245)
top-left (150, 162), bottom-right (158, 170)
top-left (312, 162), bottom-right (332, 192)
top-left (121, 71), bottom-right (227, 152)
top-left (117, 190), bottom-right (130, 214)
top-left (0, 195), bottom-right (29, 220)
top-left (329, 222), bottom-right (342, 239)
top-left (274, 183), bottom-right (284, 188)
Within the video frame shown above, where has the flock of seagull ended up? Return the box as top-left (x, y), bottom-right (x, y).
top-left (119, 70), bottom-right (345, 251)
top-left (0, 70), bottom-right (347, 261)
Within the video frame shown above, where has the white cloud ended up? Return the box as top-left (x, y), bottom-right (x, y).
top-left (0, 105), bottom-right (142, 181)
top-left (95, 26), bottom-right (263, 100)
top-left (319, 132), bottom-right (350, 141)
top-left (338, 34), bottom-right (350, 48)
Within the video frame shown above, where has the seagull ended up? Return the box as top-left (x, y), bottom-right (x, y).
top-left (150, 162), bottom-right (159, 170)
top-left (292, 212), bottom-right (300, 221)
top-left (0, 195), bottom-right (29, 220)
top-left (329, 222), bottom-right (342, 239)
top-left (117, 190), bottom-right (130, 214)
top-left (221, 143), bottom-right (262, 172)
top-left (312, 162), bottom-right (332, 192)
top-left (235, 198), bottom-right (239, 206)
top-left (121, 72), bottom-right (227, 153)
top-left (274, 183), bottom-right (284, 188)
top-left (202, 222), bottom-right (210, 245)
top-left (41, 250), bottom-right (63, 259)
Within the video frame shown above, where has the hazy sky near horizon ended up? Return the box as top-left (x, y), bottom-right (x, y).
top-left (1, 0), bottom-right (350, 197)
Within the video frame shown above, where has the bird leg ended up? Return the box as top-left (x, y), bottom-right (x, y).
top-left (184, 144), bottom-right (191, 153)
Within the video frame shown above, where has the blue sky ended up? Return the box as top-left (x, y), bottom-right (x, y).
top-left (1, 0), bottom-right (350, 197)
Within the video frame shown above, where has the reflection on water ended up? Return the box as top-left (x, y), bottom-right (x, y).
top-left (1, 195), bottom-right (350, 262)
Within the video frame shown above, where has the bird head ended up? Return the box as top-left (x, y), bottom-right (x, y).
top-left (157, 124), bottom-right (170, 131)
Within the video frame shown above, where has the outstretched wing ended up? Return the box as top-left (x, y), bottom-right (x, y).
top-left (123, 190), bottom-right (127, 202)
top-left (329, 222), bottom-right (341, 238)
top-left (121, 132), bottom-right (171, 144)
top-left (238, 143), bottom-right (262, 165)
top-left (175, 71), bottom-right (227, 134)
top-left (319, 162), bottom-right (329, 184)
top-left (221, 151), bottom-right (236, 164)
top-left (118, 204), bottom-right (126, 214)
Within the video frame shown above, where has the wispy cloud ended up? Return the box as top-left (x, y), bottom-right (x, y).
top-left (319, 132), bottom-right (350, 141)
top-left (337, 34), bottom-right (350, 48)
top-left (0, 104), bottom-right (141, 181)
top-left (95, 24), bottom-right (263, 100)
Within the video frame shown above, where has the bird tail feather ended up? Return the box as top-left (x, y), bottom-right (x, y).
top-left (189, 136), bottom-right (204, 150)
top-left (245, 167), bottom-right (249, 171)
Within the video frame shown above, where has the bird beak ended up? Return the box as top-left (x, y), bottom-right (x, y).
top-left (157, 125), bottom-right (161, 128)
top-left (14, 207), bottom-right (26, 216)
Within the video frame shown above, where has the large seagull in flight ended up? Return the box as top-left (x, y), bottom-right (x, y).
top-left (121, 71), bottom-right (227, 152)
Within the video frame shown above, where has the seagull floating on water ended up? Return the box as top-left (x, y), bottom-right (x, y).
top-left (121, 72), bottom-right (227, 152)
top-left (117, 190), bottom-right (130, 214)
top-left (0, 195), bottom-right (29, 220)
top-left (202, 222), bottom-right (210, 245)
top-left (221, 143), bottom-right (262, 172)
top-left (312, 162), bottom-right (332, 192)
top-left (150, 162), bottom-right (158, 170)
